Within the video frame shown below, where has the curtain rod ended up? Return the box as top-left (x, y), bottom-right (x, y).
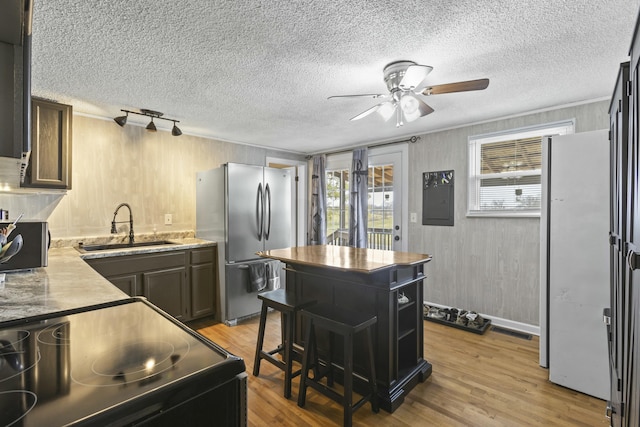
top-left (306, 135), bottom-right (420, 159)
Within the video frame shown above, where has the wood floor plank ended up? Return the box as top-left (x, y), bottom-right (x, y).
top-left (191, 313), bottom-right (608, 426)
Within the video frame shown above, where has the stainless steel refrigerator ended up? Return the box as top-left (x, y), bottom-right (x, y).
top-left (196, 163), bottom-right (292, 325)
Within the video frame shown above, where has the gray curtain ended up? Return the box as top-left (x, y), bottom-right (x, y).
top-left (310, 155), bottom-right (327, 245)
top-left (348, 148), bottom-right (368, 248)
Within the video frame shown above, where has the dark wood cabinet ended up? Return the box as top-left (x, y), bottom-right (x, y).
top-left (25, 98), bottom-right (72, 189)
top-left (189, 247), bottom-right (217, 319)
top-left (608, 61), bottom-right (629, 426)
top-left (609, 8), bottom-right (640, 422)
top-left (86, 245), bottom-right (217, 322)
top-left (109, 273), bottom-right (138, 297)
top-left (144, 266), bottom-right (187, 321)
top-left (287, 261), bottom-right (430, 413)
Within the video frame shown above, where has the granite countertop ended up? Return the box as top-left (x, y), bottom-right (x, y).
top-left (0, 237), bottom-right (216, 323)
top-left (77, 237), bottom-right (216, 260)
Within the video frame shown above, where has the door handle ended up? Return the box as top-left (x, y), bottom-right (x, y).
top-left (264, 183), bottom-right (272, 240)
top-left (603, 308), bottom-right (611, 326)
top-left (627, 249), bottom-right (640, 270)
top-left (257, 183), bottom-right (263, 241)
top-left (605, 403), bottom-right (614, 420)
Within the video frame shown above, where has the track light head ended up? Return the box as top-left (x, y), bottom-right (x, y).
top-left (146, 119), bottom-right (157, 131)
top-left (171, 122), bottom-right (182, 136)
top-left (114, 113), bottom-right (128, 127)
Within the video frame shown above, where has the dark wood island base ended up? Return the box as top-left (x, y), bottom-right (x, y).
top-left (258, 245), bottom-right (432, 413)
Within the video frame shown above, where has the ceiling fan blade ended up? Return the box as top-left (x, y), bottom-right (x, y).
top-left (350, 104), bottom-right (383, 121)
top-left (399, 65), bottom-right (433, 89)
top-left (328, 93), bottom-right (387, 100)
top-left (421, 78), bottom-right (489, 96)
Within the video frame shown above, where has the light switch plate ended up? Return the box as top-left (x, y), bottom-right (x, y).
top-left (410, 212), bottom-right (417, 223)
top-left (164, 214), bottom-right (172, 225)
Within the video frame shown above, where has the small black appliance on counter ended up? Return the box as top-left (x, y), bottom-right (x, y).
top-left (0, 298), bottom-right (248, 426)
top-left (0, 220), bottom-right (48, 272)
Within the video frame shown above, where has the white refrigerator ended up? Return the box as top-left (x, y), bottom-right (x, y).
top-left (196, 163), bottom-right (292, 325)
top-left (540, 129), bottom-right (610, 400)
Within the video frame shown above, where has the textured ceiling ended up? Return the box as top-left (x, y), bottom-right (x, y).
top-left (31, 0), bottom-right (639, 155)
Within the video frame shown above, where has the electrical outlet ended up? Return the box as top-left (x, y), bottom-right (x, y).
top-left (410, 212), bottom-right (417, 223)
top-left (164, 214), bottom-right (172, 225)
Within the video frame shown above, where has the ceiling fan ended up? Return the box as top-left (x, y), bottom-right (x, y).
top-left (328, 60), bottom-right (489, 127)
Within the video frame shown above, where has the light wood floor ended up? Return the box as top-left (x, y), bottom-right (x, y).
top-left (192, 314), bottom-right (608, 426)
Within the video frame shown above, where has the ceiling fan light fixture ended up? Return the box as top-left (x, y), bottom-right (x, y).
top-left (376, 102), bottom-right (396, 121)
top-left (400, 94), bottom-right (419, 114)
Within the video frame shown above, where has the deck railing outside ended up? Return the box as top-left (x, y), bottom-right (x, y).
top-left (326, 228), bottom-right (393, 250)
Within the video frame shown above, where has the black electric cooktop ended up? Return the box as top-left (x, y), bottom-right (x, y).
top-left (0, 298), bottom-right (245, 426)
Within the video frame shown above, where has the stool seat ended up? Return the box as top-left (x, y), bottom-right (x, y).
top-left (253, 289), bottom-right (315, 399)
top-left (298, 303), bottom-right (379, 427)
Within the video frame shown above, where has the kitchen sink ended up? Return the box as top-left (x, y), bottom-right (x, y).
top-left (77, 241), bottom-right (176, 252)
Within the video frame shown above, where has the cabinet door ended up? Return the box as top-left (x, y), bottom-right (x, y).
top-left (143, 267), bottom-right (187, 321)
top-left (108, 273), bottom-right (139, 296)
top-left (27, 98), bottom-right (72, 188)
top-left (190, 263), bottom-right (215, 319)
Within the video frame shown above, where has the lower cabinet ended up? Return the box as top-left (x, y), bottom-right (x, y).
top-left (190, 247), bottom-right (216, 319)
top-left (86, 245), bottom-right (217, 322)
top-left (144, 266), bottom-right (187, 321)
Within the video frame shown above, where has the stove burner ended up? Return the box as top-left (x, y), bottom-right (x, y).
top-left (36, 322), bottom-right (70, 346)
top-left (72, 340), bottom-right (187, 387)
top-left (0, 390), bottom-right (37, 427)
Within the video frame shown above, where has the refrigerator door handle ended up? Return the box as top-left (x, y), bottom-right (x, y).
top-left (257, 183), bottom-right (264, 241)
top-left (264, 183), bottom-right (272, 240)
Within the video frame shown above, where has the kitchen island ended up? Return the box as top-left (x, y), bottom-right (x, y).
top-left (258, 245), bottom-right (432, 413)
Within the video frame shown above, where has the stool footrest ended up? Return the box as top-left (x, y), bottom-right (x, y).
top-left (259, 351), bottom-right (303, 378)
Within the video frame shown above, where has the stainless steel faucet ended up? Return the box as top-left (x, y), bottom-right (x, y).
top-left (111, 203), bottom-right (134, 245)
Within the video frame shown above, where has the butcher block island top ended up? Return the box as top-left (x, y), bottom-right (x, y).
top-left (257, 245), bottom-right (432, 273)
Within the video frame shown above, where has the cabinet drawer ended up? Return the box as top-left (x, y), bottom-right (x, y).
top-left (88, 251), bottom-right (186, 276)
top-left (190, 247), bottom-right (215, 264)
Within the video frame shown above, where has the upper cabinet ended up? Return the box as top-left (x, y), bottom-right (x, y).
top-left (0, 0), bottom-right (32, 163)
top-left (24, 98), bottom-right (72, 189)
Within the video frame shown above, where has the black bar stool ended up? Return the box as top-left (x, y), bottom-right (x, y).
top-left (253, 289), bottom-right (316, 399)
top-left (297, 303), bottom-right (378, 427)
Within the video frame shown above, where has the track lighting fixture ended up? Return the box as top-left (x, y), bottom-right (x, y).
top-left (113, 109), bottom-right (182, 136)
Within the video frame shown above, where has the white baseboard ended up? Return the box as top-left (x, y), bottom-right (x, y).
top-left (423, 300), bottom-right (540, 337)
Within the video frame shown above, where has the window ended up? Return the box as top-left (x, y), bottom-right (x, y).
top-left (468, 120), bottom-right (574, 217)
